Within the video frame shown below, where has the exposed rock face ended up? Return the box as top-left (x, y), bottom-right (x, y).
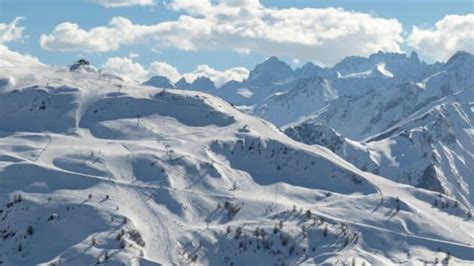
top-left (285, 123), bottom-right (345, 153)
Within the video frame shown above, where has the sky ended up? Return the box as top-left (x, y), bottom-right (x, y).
top-left (0, 0), bottom-right (473, 85)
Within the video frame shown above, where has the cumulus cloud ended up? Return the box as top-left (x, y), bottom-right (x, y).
top-left (0, 45), bottom-right (42, 67)
top-left (148, 61), bottom-right (181, 82)
top-left (408, 14), bottom-right (474, 62)
top-left (0, 17), bottom-right (24, 44)
top-left (102, 57), bottom-right (248, 86)
top-left (182, 65), bottom-right (249, 86)
top-left (91, 0), bottom-right (155, 8)
top-left (40, 17), bottom-right (155, 52)
top-left (103, 57), bottom-right (149, 81)
top-left (41, 0), bottom-right (404, 65)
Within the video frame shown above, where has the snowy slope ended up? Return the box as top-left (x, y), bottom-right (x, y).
top-left (253, 77), bottom-right (337, 126)
top-left (285, 97), bottom-right (474, 206)
top-left (304, 82), bottom-right (426, 140)
top-left (366, 97), bottom-right (474, 206)
top-left (283, 52), bottom-right (473, 206)
top-left (1, 47), bottom-right (473, 265)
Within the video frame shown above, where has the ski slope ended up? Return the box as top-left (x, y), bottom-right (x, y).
top-left (0, 47), bottom-right (473, 265)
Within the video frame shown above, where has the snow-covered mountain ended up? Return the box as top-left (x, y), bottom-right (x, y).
top-left (332, 51), bottom-right (439, 81)
top-left (145, 76), bottom-right (217, 92)
top-left (215, 56), bottom-right (296, 105)
top-left (144, 51), bottom-right (442, 116)
top-left (253, 77), bottom-right (337, 126)
top-left (143, 75), bottom-right (175, 89)
top-left (245, 56), bottom-right (294, 87)
top-left (294, 62), bottom-right (336, 80)
top-left (284, 51), bottom-right (474, 209)
top-left (285, 97), bottom-right (474, 206)
top-left (171, 51), bottom-right (440, 128)
top-left (189, 76), bottom-right (216, 91)
top-left (1, 47), bottom-right (473, 265)
top-left (291, 52), bottom-right (472, 139)
top-left (174, 77), bottom-right (192, 90)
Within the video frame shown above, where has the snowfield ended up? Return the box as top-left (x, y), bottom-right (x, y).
top-left (0, 47), bottom-right (473, 265)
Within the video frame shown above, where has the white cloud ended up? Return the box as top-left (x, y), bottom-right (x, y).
top-left (103, 57), bottom-right (149, 81)
top-left (102, 57), bottom-right (248, 86)
top-left (233, 48), bottom-right (251, 55)
top-left (408, 14), bottom-right (474, 62)
top-left (40, 17), bottom-right (154, 52)
top-left (91, 0), bottom-right (155, 8)
top-left (168, 0), bottom-right (213, 16)
top-left (0, 45), bottom-right (41, 67)
top-left (0, 17), bottom-right (24, 44)
top-left (149, 61), bottom-right (181, 82)
top-left (128, 52), bottom-right (140, 58)
top-left (183, 65), bottom-right (249, 86)
top-left (41, 1), bottom-right (404, 65)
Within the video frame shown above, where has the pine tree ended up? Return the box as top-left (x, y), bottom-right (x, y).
top-left (27, 225), bottom-right (34, 235)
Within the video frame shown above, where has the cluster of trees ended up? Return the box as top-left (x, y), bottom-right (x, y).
top-left (217, 200), bottom-right (242, 220)
top-left (219, 204), bottom-right (353, 264)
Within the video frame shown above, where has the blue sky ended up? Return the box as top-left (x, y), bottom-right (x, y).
top-left (1, 0), bottom-right (473, 84)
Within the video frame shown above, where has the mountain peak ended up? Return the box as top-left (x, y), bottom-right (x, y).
top-left (295, 62), bottom-right (336, 79)
top-left (410, 51), bottom-right (420, 63)
top-left (175, 77), bottom-right (192, 89)
top-left (193, 76), bottom-right (213, 82)
top-left (266, 56), bottom-right (281, 62)
top-left (258, 56), bottom-right (291, 69)
top-left (450, 50), bottom-right (473, 58)
top-left (143, 75), bottom-right (175, 89)
top-left (445, 51), bottom-right (473, 66)
top-left (191, 76), bottom-right (216, 91)
top-left (246, 56), bottom-right (294, 86)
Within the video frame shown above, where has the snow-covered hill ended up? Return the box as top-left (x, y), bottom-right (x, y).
top-left (1, 47), bottom-right (473, 265)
